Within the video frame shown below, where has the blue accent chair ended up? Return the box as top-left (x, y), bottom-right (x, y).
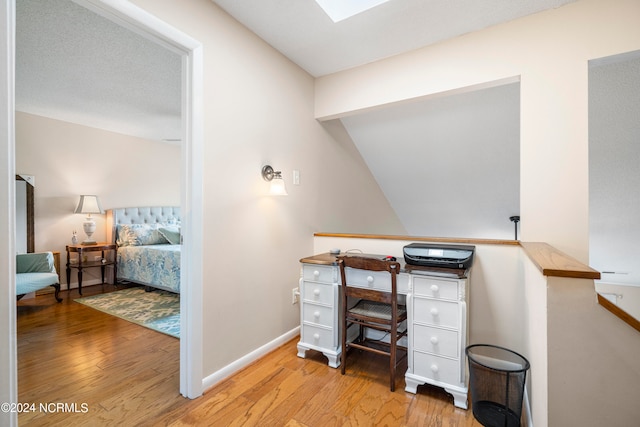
top-left (16, 252), bottom-right (62, 302)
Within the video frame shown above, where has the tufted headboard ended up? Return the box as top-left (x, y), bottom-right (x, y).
top-left (106, 206), bottom-right (181, 245)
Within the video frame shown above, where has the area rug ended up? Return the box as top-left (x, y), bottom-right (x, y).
top-left (75, 287), bottom-right (180, 338)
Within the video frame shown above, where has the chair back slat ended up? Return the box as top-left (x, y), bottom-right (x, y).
top-left (337, 255), bottom-right (400, 300)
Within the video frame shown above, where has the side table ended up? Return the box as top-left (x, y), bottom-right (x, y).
top-left (66, 243), bottom-right (116, 295)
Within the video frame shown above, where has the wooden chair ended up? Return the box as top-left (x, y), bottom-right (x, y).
top-left (338, 255), bottom-right (408, 391)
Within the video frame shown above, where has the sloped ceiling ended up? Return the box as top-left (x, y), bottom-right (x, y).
top-left (211, 0), bottom-right (576, 77)
top-left (340, 82), bottom-right (521, 239)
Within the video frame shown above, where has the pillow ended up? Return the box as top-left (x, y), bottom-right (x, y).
top-left (116, 224), bottom-right (169, 246)
top-left (158, 225), bottom-right (181, 245)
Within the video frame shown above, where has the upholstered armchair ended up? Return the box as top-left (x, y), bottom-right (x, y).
top-left (16, 252), bottom-right (62, 302)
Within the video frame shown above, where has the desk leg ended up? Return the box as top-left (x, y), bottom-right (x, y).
top-left (66, 264), bottom-right (71, 291)
top-left (77, 269), bottom-right (83, 295)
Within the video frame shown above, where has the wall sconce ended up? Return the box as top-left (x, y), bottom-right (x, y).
top-left (262, 165), bottom-right (288, 195)
top-left (74, 195), bottom-right (105, 245)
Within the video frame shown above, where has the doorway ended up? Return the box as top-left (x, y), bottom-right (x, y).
top-left (2, 1), bottom-right (204, 420)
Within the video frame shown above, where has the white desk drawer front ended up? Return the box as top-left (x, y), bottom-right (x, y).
top-left (413, 324), bottom-right (459, 358)
top-left (302, 281), bottom-right (335, 306)
top-left (413, 277), bottom-right (459, 300)
top-left (302, 303), bottom-right (334, 328)
top-left (302, 265), bottom-right (335, 283)
top-left (413, 351), bottom-right (461, 385)
top-left (413, 298), bottom-right (459, 329)
top-left (345, 268), bottom-right (410, 294)
top-left (302, 324), bottom-right (334, 349)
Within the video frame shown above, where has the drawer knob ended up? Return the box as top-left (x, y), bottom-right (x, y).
top-left (313, 270), bottom-right (320, 278)
top-left (313, 289), bottom-right (321, 296)
top-left (430, 308), bottom-right (439, 316)
top-left (313, 333), bottom-right (320, 340)
top-left (367, 275), bottom-right (374, 284)
top-left (431, 364), bottom-right (439, 373)
top-left (313, 311), bottom-right (320, 318)
top-left (430, 336), bottom-right (439, 344)
top-left (431, 284), bottom-right (439, 292)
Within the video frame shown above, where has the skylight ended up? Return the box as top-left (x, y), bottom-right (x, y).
top-left (314, 0), bottom-right (392, 23)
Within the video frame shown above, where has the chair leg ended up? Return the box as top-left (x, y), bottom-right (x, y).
top-left (52, 283), bottom-right (62, 303)
top-left (341, 311), bottom-right (347, 375)
top-left (390, 324), bottom-right (397, 392)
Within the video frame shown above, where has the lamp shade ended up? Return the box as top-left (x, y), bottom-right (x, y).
top-left (74, 195), bottom-right (104, 214)
top-left (269, 177), bottom-right (288, 195)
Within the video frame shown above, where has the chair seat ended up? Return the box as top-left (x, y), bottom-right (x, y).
top-left (16, 272), bottom-right (59, 295)
top-left (349, 300), bottom-right (406, 321)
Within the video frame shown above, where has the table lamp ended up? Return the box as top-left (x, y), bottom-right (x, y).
top-left (74, 195), bottom-right (104, 245)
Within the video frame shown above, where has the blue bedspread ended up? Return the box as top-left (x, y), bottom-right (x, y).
top-left (117, 244), bottom-right (180, 293)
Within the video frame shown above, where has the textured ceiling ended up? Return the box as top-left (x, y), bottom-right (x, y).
top-left (16, 0), bottom-right (182, 142)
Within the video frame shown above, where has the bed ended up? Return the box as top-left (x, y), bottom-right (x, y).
top-left (106, 206), bottom-right (181, 293)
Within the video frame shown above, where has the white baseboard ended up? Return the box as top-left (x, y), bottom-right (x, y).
top-left (201, 326), bottom-right (300, 392)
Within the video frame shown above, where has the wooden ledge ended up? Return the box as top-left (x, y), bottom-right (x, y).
top-left (314, 233), bottom-right (601, 280)
top-left (519, 242), bottom-right (600, 280)
top-left (314, 232), bottom-right (519, 246)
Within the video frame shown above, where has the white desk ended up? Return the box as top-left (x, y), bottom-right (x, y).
top-left (297, 252), bottom-right (470, 409)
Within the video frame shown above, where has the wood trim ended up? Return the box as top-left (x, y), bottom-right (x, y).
top-left (597, 293), bottom-right (640, 333)
top-left (313, 232), bottom-right (519, 246)
top-left (16, 174), bottom-right (34, 253)
top-left (519, 242), bottom-right (601, 280)
top-left (314, 233), bottom-right (601, 280)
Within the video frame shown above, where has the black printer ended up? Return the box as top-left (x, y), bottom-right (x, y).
top-left (403, 243), bottom-right (475, 269)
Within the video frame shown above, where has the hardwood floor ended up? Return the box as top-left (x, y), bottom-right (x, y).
top-left (17, 286), bottom-right (481, 426)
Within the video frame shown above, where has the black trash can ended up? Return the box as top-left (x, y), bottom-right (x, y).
top-left (466, 344), bottom-right (530, 427)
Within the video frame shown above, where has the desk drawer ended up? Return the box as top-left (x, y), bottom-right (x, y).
top-left (344, 269), bottom-right (409, 294)
top-left (413, 324), bottom-right (459, 358)
top-left (301, 324), bottom-right (334, 349)
top-left (302, 265), bottom-right (335, 284)
top-left (413, 351), bottom-right (461, 385)
top-left (302, 303), bottom-right (334, 328)
top-left (413, 277), bottom-right (459, 300)
top-left (413, 298), bottom-right (459, 329)
top-left (302, 281), bottom-right (335, 306)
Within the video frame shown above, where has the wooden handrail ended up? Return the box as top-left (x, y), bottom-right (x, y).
top-left (597, 293), bottom-right (640, 333)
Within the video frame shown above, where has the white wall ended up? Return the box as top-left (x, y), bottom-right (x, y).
top-left (315, 0), bottom-right (640, 263)
top-left (129, 0), bottom-right (405, 377)
top-left (547, 276), bottom-right (640, 426)
top-left (15, 112), bottom-right (181, 287)
top-left (589, 53), bottom-right (640, 288)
